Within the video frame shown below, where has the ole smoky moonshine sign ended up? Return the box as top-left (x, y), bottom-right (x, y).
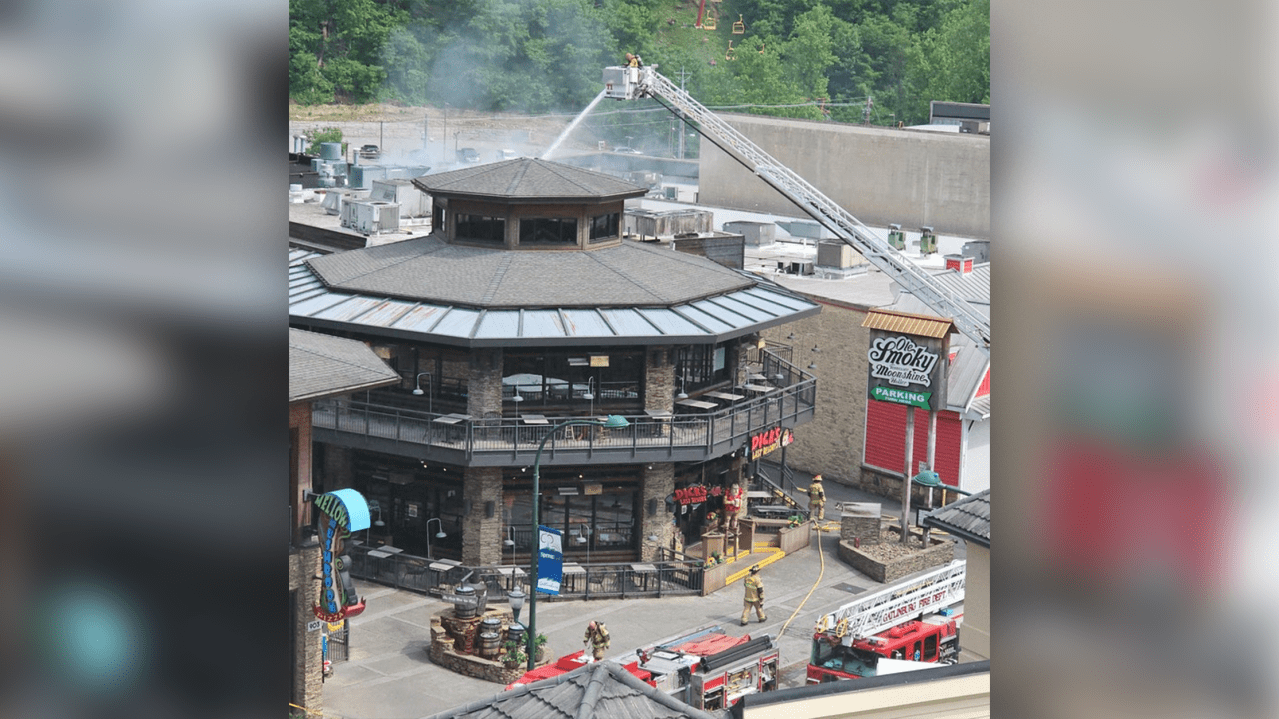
top-left (863, 311), bottom-right (952, 412)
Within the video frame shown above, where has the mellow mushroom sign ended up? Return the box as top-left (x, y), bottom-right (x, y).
top-left (862, 309), bottom-right (955, 412)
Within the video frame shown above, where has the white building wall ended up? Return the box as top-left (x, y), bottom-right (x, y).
top-left (962, 418), bottom-right (989, 494)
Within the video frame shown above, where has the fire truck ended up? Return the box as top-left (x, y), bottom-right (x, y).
top-left (510, 625), bottom-right (779, 711)
top-left (808, 560), bottom-right (966, 683)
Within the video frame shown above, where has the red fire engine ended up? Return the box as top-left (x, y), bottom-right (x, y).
top-left (808, 560), bottom-right (965, 684)
top-left (510, 624), bottom-right (779, 711)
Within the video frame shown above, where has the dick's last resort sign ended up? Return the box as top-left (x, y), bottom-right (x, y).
top-left (863, 311), bottom-right (951, 412)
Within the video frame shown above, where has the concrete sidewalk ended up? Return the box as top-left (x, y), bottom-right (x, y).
top-left (321, 520), bottom-right (962, 719)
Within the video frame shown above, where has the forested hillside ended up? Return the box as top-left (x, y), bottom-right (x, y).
top-left (289, 0), bottom-right (987, 126)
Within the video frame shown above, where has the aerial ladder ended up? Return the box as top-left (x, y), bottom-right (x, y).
top-left (813, 560), bottom-right (966, 644)
top-left (601, 66), bottom-right (991, 354)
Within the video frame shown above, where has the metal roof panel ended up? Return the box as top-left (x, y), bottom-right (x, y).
top-left (673, 304), bottom-right (735, 333)
top-left (637, 308), bottom-right (702, 336)
top-left (432, 307), bottom-right (483, 337)
top-left (475, 310), bottom-right (522, 338)
top-left (598, 308), bottom-right (662, 336)
top-left (521, 309), bottom-right (568, 338)
top-left (312, 295), bottom-right (386, 322)
top-left (359, 300), bottom-right (418, 328)
top-left (702, 294), bottom-right (776, 323)
top-left (560, 309), bottom-right (614, 337)
top-left (291, 292), bottom-right (356, 317)
top-left (391, 304), bottom-right (449, 332)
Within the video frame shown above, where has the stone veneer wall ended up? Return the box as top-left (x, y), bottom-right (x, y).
top-left (840, 513), bottom-right (882, 545)
top-left (644, 346), bottom-right (675, 414)
top-left (760, 304), bottom-right (870, 486)
top-left (467, 348), bottom-right (504, 421)
top-left (735, 338), bottom-right (753, 388)
top-left (463, 467), bottom-right (504, 566)
top-left (290, 543), bottom-right (323, 714)
top-left (640, 464), bottom-right (675, 561)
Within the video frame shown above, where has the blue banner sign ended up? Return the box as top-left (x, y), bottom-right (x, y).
top-left (537, 525), bottom-right (563, 596)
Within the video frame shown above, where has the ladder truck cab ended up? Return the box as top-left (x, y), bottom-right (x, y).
top-left (807, 561), bottom-right (966, 684)
top-left (613, 624), bottom-right (781, 712)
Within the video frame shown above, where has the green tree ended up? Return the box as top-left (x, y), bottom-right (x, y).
top-left (782, 6), bottom-right (837, 108)
top-left (304, 127), bottom-right (345, 155)
top-left (919, 0), bottom-right (989, 105)
top-left (288, 0), bottom-right (406, 104)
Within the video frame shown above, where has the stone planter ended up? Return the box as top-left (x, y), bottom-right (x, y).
top-left (837, 524), bottom-right (954, 584)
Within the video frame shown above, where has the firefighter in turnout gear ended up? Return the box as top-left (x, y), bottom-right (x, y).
top-left (584, 620), bottom-right (611, 661)
top-left (741, 565), bottom-right (766, 625)
top-left (807, 474), bottom-right (826, 522)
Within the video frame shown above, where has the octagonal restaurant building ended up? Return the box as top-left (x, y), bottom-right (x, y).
top-left (289, 158), bottom-right (821, 565)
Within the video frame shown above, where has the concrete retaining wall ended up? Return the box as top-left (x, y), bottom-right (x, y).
top-left (699, 114), bottom-right (989, 239)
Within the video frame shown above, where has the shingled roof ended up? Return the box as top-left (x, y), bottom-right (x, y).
top-left (413, 158), bottom-right (649, 202)
top-left (304, 234), bottom-right (755, 309)
top-left (922, 488), bottom-right (990, 547)
top-left (289, 328), bottom-right (399, 403)
top-left (424, 660), bottom-right (722, 719)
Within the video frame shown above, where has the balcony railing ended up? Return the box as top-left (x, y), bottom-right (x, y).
top-left (347, 543), bottom-right (703, 600)
top-left (313, 377), bottom-right (815, 465)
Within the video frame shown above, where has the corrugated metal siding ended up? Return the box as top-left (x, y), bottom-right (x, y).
top-left (864, 401), bottom-right (963, 487)
top-left (862, 309), bottom-right (955, 338)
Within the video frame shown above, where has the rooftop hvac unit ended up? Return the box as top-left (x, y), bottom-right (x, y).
top-left (349, 165), bottom-right (387, 189)
top-left (370, 180), bottom-right (432, 218)
top-left (816, 241), bottom-right (855, 269)
top-left (321, 190), bottom-right (344, 215)
top-left (339, 198), bottom-right (358, 228)
top-left (346, 200), bottom-right (400, 235)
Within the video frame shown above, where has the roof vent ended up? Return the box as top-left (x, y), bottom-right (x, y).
top-left (943, 254), bottom-right (973, 274)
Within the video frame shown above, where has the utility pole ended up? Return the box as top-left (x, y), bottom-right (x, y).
top-left (902, 406), bottom-right (913, 545)
top-left (862, 96), bottom-right (874, 126)
top-left (675, 66), bottom-right (692, 159)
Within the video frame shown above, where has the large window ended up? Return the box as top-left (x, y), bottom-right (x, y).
top-left (589, 212), bottom-right (620, 243)
top-left (520, 217), bottom-right (577, 246)
top-left (503, 473), bottom-right (638, 559)
top-left (456, 214), bottom-right (505, 244)
top-left (502, 349), bottom-right (643, 411)
top-left (351, 452), bottom-right (464, 558)
top-left (675, 343), bottom-right (731, 392)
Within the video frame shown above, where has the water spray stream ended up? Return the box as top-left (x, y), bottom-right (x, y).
top-left (542, 89), bottom-right (608, 160)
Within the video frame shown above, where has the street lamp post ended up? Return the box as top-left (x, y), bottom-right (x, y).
top-left (527, 414), bottom-right (630, 671)
top-left (425, 517), bottom-right (447, 559)
top-left (581, 377), bottom-right (596, 417)
top-left (413, 372), bottom-right (433, 415)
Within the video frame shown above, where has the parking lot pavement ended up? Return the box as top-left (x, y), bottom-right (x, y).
top-left (323, 524), bottom-right (962, 718)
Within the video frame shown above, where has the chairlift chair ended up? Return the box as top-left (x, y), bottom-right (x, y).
top-left (732, 14), bottom-right (745, 34)
top-left (725, 40), bottom-right (736, 61)
top-left (703, 15), bottom-right (716, 30)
